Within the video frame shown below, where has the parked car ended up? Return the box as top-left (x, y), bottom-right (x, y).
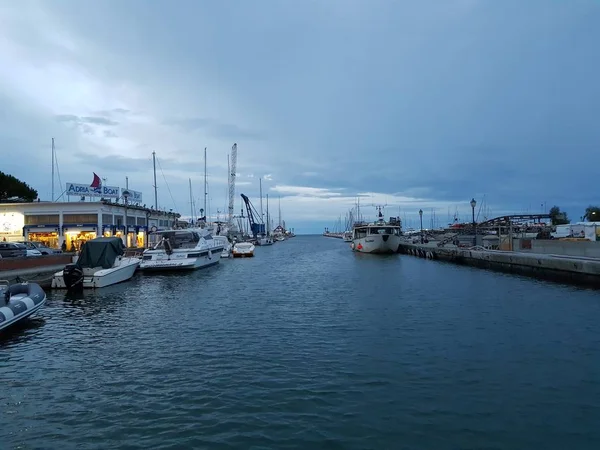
top-left (16, 241), bottom-right (61, 255)
top-left (0, 242), bottom-right (27, 258)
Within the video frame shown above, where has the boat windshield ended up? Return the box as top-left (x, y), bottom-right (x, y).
top-left (150, 231), bottom-right (201, 250)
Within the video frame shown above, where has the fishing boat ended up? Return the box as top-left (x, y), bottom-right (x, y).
top-left (51, 237), bottom-right (140, 290)
top-left (351, 207), bottom-right (403, 254)
top-left (140, 229), bottom-right (224, 271)
top-left (0, 281), bottom-right (47, 332)
top-left (232, 241), bottom-right (255, 257)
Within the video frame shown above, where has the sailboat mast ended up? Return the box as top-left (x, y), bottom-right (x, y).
top-left (189, 178), bottom-right (194, 222)
top-left (266, 194), bottom-right (270, 234)
top-left (259, 178), bottom-right (264, 223)
top-left (51, 138), bottom-right (55, 202)
top-left (278, 196), bottom-right (282, 227)
top-left (203, 147), bottom-right (207, 221)
top-left (152, 151), bottom-right (158, 210)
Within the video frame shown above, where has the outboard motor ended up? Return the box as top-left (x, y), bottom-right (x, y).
top-left (63, 263), bottom-right (84, 292)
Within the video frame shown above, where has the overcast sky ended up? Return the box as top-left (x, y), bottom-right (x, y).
top-left (1, 0), bottom-right (598, 233)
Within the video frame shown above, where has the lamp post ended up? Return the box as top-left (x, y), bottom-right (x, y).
top-left (470, 198), bottom-right (477, 247)
top-left (122, 189), bottom-right (131, 247)
top-left (419, 209), bottom-right (423, 244)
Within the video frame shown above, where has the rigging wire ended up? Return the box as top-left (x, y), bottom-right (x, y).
top-left (155, 156), bottom-right (178, 211)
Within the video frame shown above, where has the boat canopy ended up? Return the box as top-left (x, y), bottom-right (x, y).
top-left (77, 237), bottom-right (125, 269)
top-left (150, 230), bottom-right (201, 249)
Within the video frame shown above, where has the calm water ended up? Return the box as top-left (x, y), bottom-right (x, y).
top-left (2, 236), bottom-right (600, 449)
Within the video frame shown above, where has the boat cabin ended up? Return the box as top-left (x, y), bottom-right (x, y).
top-left (149, 230), bottom-right (202, 250)
top-left (353, 225), bottom-right (402, 239)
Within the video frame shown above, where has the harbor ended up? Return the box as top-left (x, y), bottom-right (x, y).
top-left (4, 235), bottom-right (600, 449)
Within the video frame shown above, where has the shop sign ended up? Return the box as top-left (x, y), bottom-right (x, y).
top-left (124, 189), bottom-right (143, 203)
top-left (0, 212), bottom-right (25, 235)
top-left (66, 182), bottom-right (120, 198)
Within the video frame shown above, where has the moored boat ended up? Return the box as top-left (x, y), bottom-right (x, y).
top-left (0, 281), bottom-right (47, 332)
top-left (140, 229), bottom-right (224, 271)
top-left (51, 237), bottom-right (140, 290)
top-left (232, 242), bottom-right (255, 257)
top-left (351, 207), bottom-right (402, 254)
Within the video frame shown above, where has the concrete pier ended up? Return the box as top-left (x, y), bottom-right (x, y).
top-left (398, 242), bottom-right (600, 288)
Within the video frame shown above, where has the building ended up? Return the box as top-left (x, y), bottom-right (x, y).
top-left (0, 200), bottom-right (180, 250)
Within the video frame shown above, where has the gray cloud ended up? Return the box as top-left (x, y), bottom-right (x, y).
top-left (55, 114), bottom-right (118, 126)
top-left (164, 117), bottom-right (265, 141)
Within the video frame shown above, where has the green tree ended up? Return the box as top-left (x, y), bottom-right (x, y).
top-left (0, 171), bottom-right (38, 202)
top-left (584, 205), bottom-right (600, 222)
top-left (548, 205), bottom-right (569, 225)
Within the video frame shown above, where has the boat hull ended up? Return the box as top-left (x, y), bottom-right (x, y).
top-left (351, 235), bottom-right (402, 254)
top-left (140, 247), bottom-right (223, 271)
top-left (51, 258), bottom-right (140, 289)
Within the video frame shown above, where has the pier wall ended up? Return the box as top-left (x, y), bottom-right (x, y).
top-left (0, 253), bottom-right (73, 271)
top-left (399, 243), bottom-right (600, 287)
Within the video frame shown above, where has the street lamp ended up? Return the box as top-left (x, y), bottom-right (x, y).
top-left (470, 198), bottom-right (477, 247)
top-left (419, 209), bottom-right (423, 244)
top-left (122, 189), bottom-right (131, 247)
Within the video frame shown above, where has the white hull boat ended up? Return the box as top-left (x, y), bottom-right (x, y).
top-left (141, 229), bottom-right (224, 271)
top-left (256, 237), bottom-right (273, 246)
top-left (351, 208), bottom-right (403, 254)
top-left (0, 281), bottom-right (46, 332)
top-left (51, 237), bottom-right (140, 290)
top-left (221, 243), bottom-right (232, 258)
top-left (232, 242), bottom-right (255, 257)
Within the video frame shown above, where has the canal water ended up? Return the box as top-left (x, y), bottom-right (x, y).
top-left (2, 236), bottom-right (600, 449)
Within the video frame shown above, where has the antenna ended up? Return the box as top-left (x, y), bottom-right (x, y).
top-left (51, 138), bottom-right (55, 202)
top-left (152, 151), bottom-right (158, 210)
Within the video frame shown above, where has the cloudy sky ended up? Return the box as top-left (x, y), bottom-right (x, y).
top-left (1, 0), bottom-right (598, 233)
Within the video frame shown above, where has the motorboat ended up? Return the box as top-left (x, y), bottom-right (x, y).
top-left (342, 231), bottom-right (353, 242)
top-left (0, 281), bottom-right (47, 332)
top-left (140, 229), bottom-right (225, 271)
top-left (351, 207), bottom-right (403, 254)
top-left (256, 236), bottom-right (273, 246)
top-left (51, 237), bottom-right (140, 290)
top-left (232, 242), bottom-right (255, 258)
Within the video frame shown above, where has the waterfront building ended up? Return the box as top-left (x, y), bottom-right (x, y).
top-left (0, 200), bottom-right (180, 250)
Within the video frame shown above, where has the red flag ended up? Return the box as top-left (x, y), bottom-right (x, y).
top-left (90, 173), bottom-right (101, 188)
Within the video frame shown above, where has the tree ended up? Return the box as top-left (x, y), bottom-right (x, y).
top-left (584, 206), bottom-right (600, 222)
top-left (548, 205), bottom-right (569, 225)
top-left (0, 171), bottom-right (38, 202)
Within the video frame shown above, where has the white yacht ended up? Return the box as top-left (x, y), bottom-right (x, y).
top-left (351, 207), bottom-right (403, 254)
top-left (51, 237), bottom-right (140, 290)
top-left (140, 229), bottom-right (225, 271)
top-left (256, 236), bottom-right (273, 246)
top-left (342, 231), bottom-right (353, 242)
top-left (232, 241), bottom-right (255, 258)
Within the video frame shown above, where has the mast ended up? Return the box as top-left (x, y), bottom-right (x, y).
top-left (266, 194), bottom-right (270, 235)
top-left (51, 138), bottom-right (55, 202)
top-left (259, 178), bottom-right (264, 224)
top-left (203, 147), bottom-right (207, 221)
top-left (189, 178), bottom-right (194, 222)
top-left (152, 151), bottom-right (158, 210)
top-left (278, 196), bottom-right (282, 228)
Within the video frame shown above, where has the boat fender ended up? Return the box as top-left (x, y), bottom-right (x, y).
top-left (208, 250), bottom-right (212, 260)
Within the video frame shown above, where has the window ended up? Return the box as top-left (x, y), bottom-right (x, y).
top-left (63, 214), bottom-right (98, 224)
top-left (24, 214), bottom-right (59, 225)
top-left (102, 214), bottom-right (113, 224)
top-left (137, 217), bottom-right (146, 226)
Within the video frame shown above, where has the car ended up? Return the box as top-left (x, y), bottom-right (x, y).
top-left (16, 241), bottom-right (61, 255)
top-left (0, 242), bottom-right (27, 258)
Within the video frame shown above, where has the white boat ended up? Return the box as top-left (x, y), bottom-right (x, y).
top-left (351, 207), bottom-right (402, 254)
top-left (232, 242), bottom-right (255, 257)
top-left (256, 236), bottom-right (273, 246)
top-left (51, 237), bottom-right (140, 290)
top-left (0, 281), bottom-right (46, 332)
top-left (342, 231), bottom-right (353, 242)
top-left (221, 243), bottom-right (232, 258)
top-left (140, 229), bottom-right (225, 271)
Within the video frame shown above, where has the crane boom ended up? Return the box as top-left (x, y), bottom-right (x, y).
top-left (228, 143), bottom-right (237, 227)
top-left (240, 193), bottom-right (265, 238)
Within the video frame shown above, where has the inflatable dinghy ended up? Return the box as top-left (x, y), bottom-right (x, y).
top-left (0, 281), bottom-right (47, 332)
